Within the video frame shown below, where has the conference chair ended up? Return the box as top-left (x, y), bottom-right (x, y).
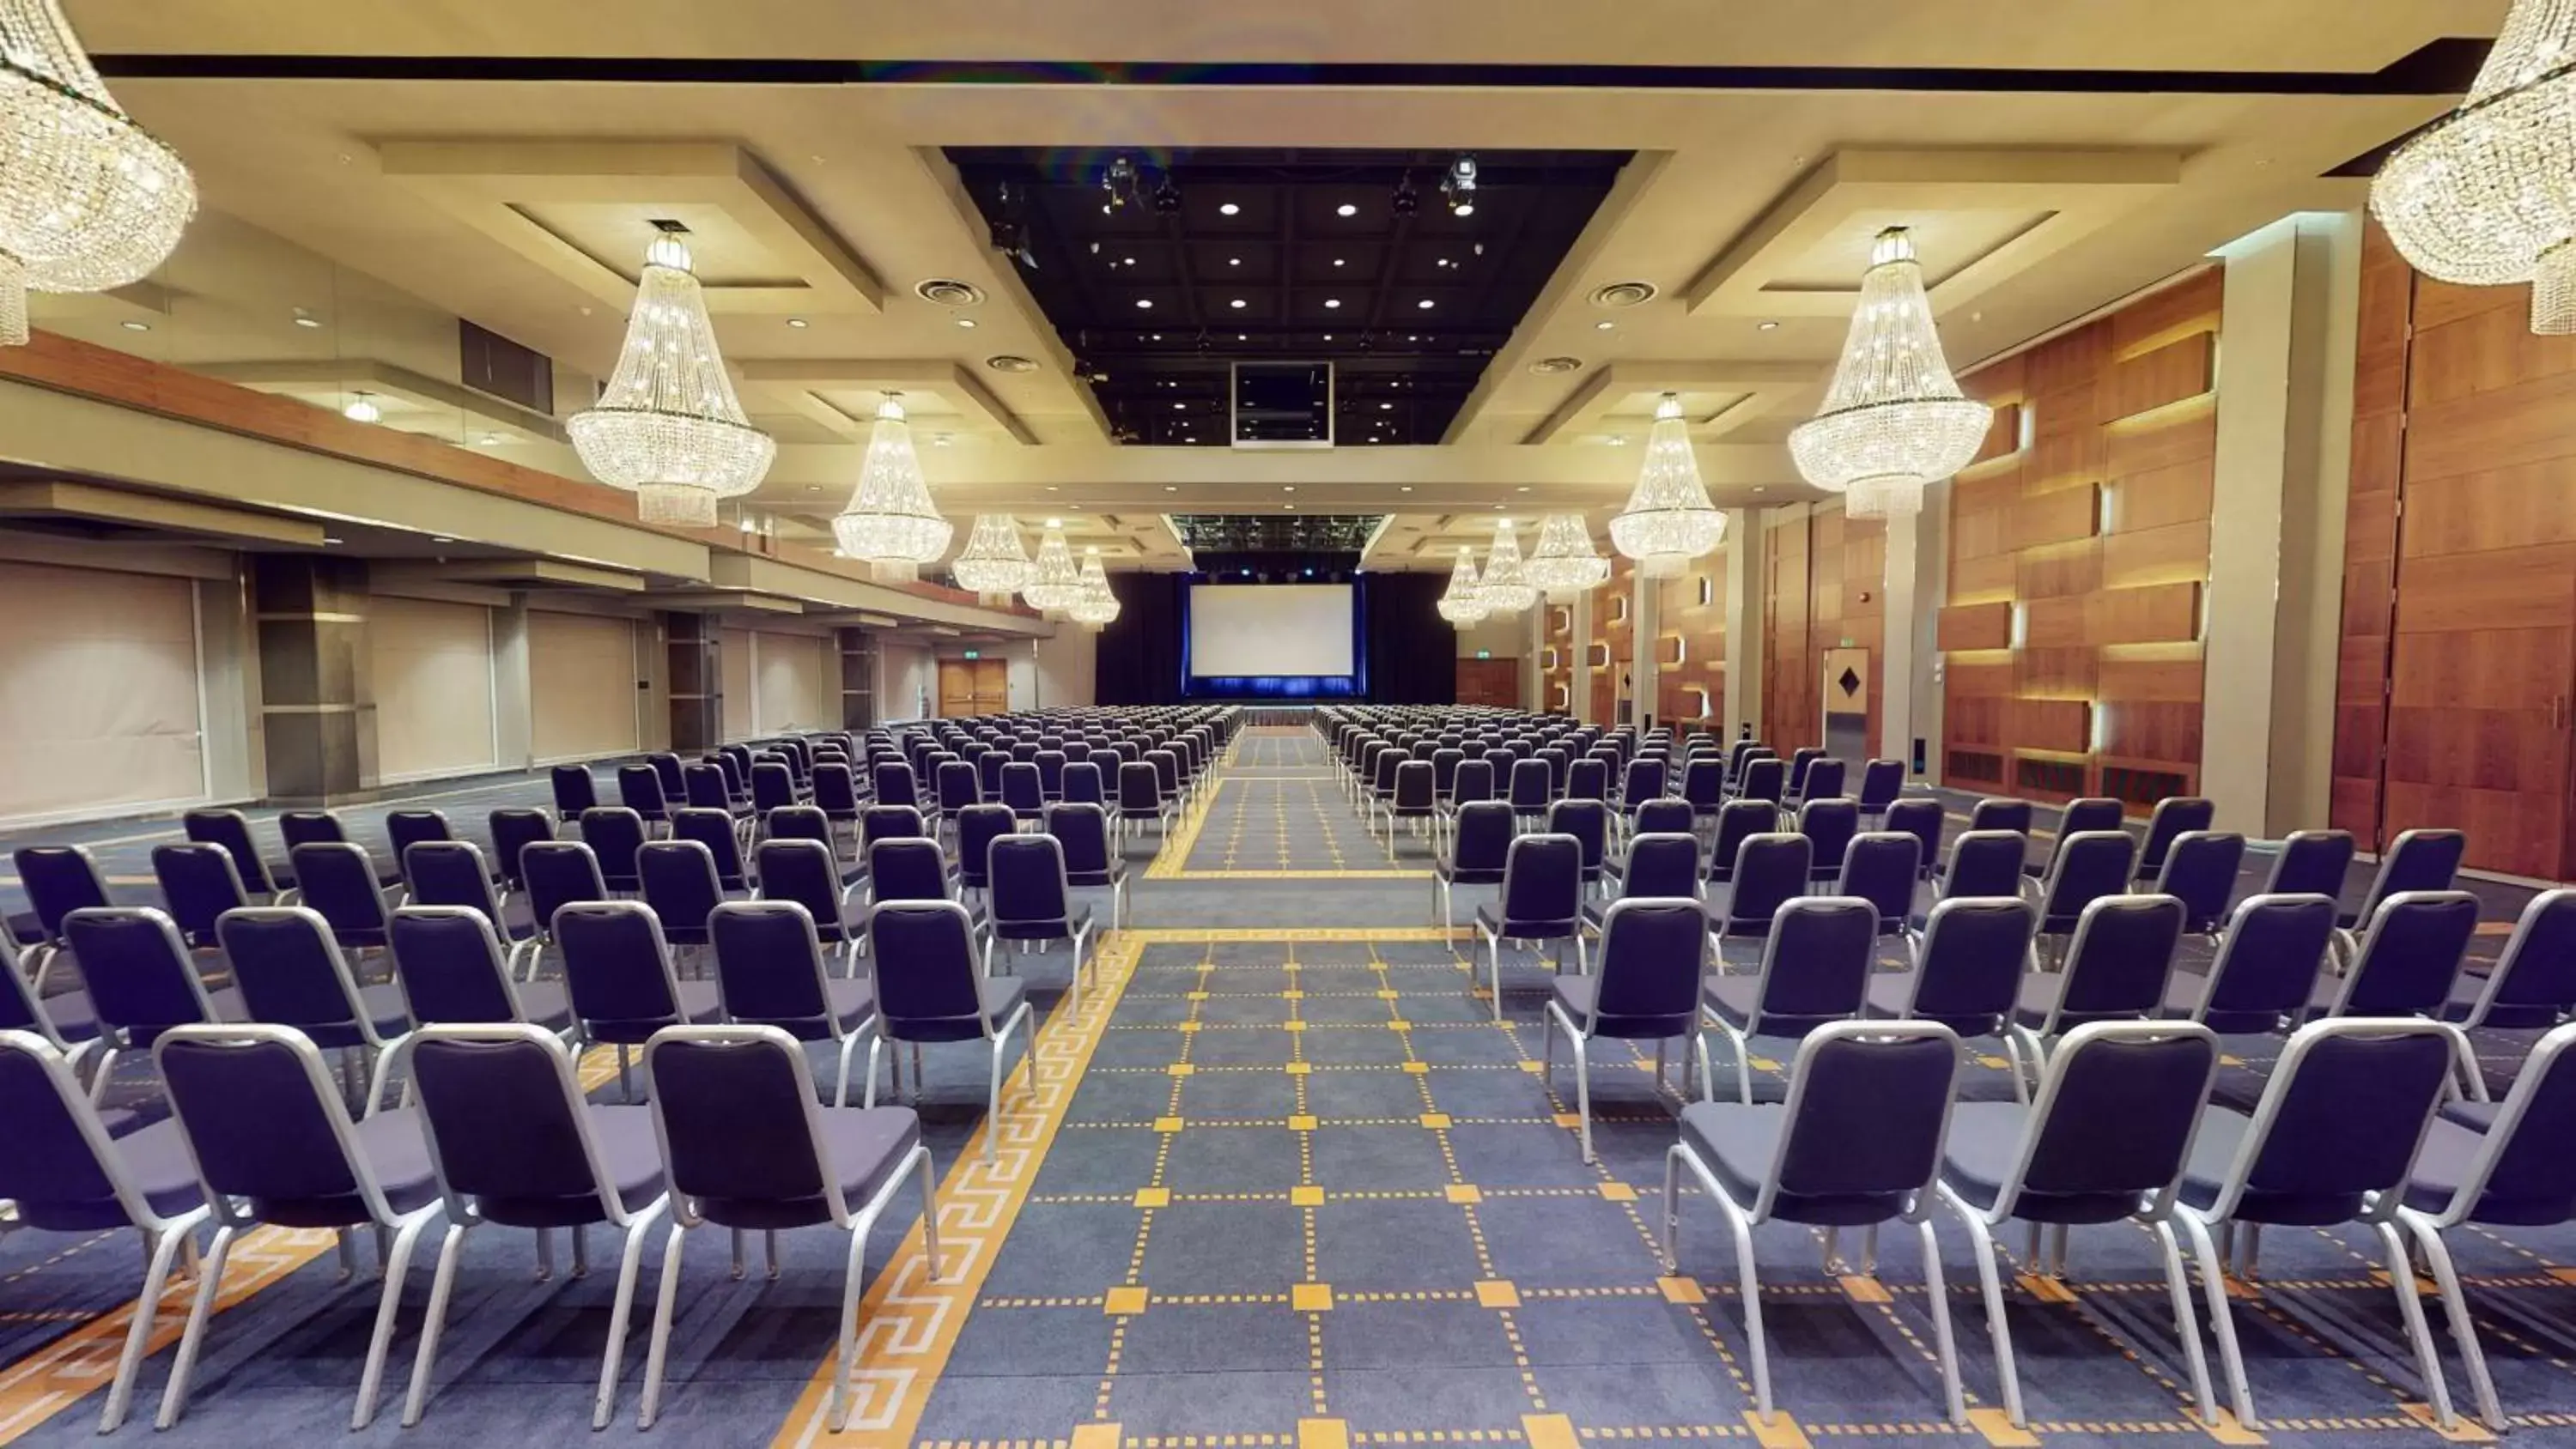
top-left (2259, 828), bottom-right (2354, 899)
top-left (2311, 889), bottom-right (2478, 1022)
top-left (2445, 888), bottom-right (2576, 1036)
top-left (1546, 797), bottom-right (1611, 899)
top-left (489, 808), bottom-right (557, 903)
top-left (671, 808), bottom-right (754, 894)
top-left (1700, 896), bottom-right (1876, 1104)
top-left (13, 844), bottom-right (113, 971)
top-left (2163, 894), bottom-right (2336, 1038)
top-left (2008, 894), bottom-right (2185, 1093)
top-left (864, 900), bottom-right (1036, 1163)
top-left (637, 839), bottom-right (732, 964)
top-left (985, 834), bottom-right (1097, 997)
top-left (404, 840), bottom-right (541, 976)
top-left (2333, 828), bottom-right (2468, 967)
top-left (1544, 898), bottom-right (1711, 1161)
top-left (1475, 834), bottom-right (1586, 1020)
top-left (1963, 797), bottom-right (2032, 838)
top-left (554, 901), bottom-right (724, 1100)
top-left (2134, 797), bottom-right (2216, 885)
top-left (1708, 833), bottom-right (1810, 963)
top-left (2154, 830), bottom-right (2246, 941)
top-left (288, 841), bottom-right (398, 957)
top-left (579, 808), bottom-right (650, 895)
top-left (1795, 797), bottom-right (1860, 886)
top-left (2030, 831), bottom-right (2137, 966)
top-left (1047, 802), bottom-right (1130, 931)
top-left (1855, 759), bottom-right (1905, 825)
top-left (1434, 800), bottom-right (1514, 928)
top-left (709, 901), bottom-right (878, 1107)
top-left (1837, 831), bottom-right (1924, 964)
top-left (753, 838), bottom-right (866, 976)
top-left (215, 906), bottom-right (416, 1114)
top-left (183, 808), bottom-right (292, 901)
top-left (520, 840), bottom-right (611, 979)
top-left (1866, 897), bottom-right (2038, 1096)
top-left (152, 842), bottom-right (252, 951)
top-left (2025, 797), bottom-right (2123, 888)
top-left (385, 809), bottom-right (459, 894)
top-left (387, 906), bottom-right (575, 1034)
top-left (1881, 798), bottom-right (1945, 883)
top-left (616, 765), bottom-right (673, 837)
top-left (0, 933), bottom-right (105, 1075)
top-left (1728, 756), bottom-right (1786, 821)
top-left (279, 808), bottom-right (404, 885)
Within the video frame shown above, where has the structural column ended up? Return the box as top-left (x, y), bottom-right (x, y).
top-left (252, 555), bottom-right (374, 804)
top-left (665, 610), bottom-right (721, 754)
top-left (1569, 588), bottom-right (1598, 726)
top-left (1721, 508), bottom-right (1763, 742)
top-left (839, 627), bottom-right (878, 729)
top-left (1631, 566), bottom-right (1660, 730)
top-left (2203, 211), bottom-right (2361, 834)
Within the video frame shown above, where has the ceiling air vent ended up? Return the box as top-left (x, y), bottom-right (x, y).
top-left (915, 278), bottom-right (987, 306)
top-left (984, 355), bottom-right (1038, 373)
top-left (1528, 356), bottom-right (1583, 375)
top-left (1588, 280), bottom-right (1657, 308)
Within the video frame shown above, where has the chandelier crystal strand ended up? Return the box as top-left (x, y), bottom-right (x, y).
top-left (568, 234), bottom-right (775, 528)
top-left (830, 395), bottom-right (953, 582)
top-left (0, 0), bottom-right (197, 345)
top-left (1435, 547), bottom-right (1490, 625)
top-left (2372, 0), bottom-right (2576, 332)
top-left (1608, 395), bottom-right (1728, 576)
top-left (1477, 521), bottom-right (1539, 614)
top-left (1520, 512), bottom-right (1613, 598)
top-left (1788, 227), bottom-right (1990, 521)
top-left (1068, 552), bottom-right (1121, 627)
top-left (1022, 523), bottom-right (1084, 614)
top-left (950, 512), bottom-right (1034, 601)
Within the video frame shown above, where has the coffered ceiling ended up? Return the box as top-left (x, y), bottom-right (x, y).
top-left (15, 0), bottom-right (2501, 579)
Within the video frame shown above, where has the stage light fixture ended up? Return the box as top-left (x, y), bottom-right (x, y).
top-left (1442, 154), bottom-right (1479, 216)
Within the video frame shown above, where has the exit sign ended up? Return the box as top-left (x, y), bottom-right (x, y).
top-left (962, 649), bottom-right (980, 660)
top-left (1476, 650), bottom-right (1492, 659)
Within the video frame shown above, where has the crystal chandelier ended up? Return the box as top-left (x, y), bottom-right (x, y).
top-left (950, 512), bottom-right (1033, 600)
top-left (1789, 227), bottom-right (1990, 521)
top-left (1068, 551), bottom-right (1121, 627)
top-left (1022, 521), bottom-right (1085, 613)
top-left (568, 231), bottom-right (775, 528)
top-left (2373, 0), bottom-right (2576, 332)
top-left (1609, 394), bottom-right (1728, 576)
top-left (1519, 512), bottom-right (1613, 598)
top-left (831, 394), bottom-right (954, 582)
top-left (1477, 522), bottom-right (1539, 615)
top-left (1435, 547), bottom-right (1489, 625)
top-left (0, 0), bottom-right (197, 345)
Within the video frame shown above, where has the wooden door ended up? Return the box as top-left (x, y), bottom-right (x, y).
top-left (936, 659), bottom-right (979, 718)
top-left (970, 658), bottom-right (1010, 713)
top-left (1455, 658), bottom-right (1519, 707)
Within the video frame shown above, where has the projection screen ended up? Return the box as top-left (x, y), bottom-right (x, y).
top-left (1189, 584), bottom-right (1355, 676)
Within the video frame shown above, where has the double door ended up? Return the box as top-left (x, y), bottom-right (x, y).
top-left (936, 658), bottom-right (1009, 718)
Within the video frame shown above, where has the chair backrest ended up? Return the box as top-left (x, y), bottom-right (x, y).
top-left (1881, 799), bottom-right (1943, 878)
top-left (868, 900), bottom-right (994, 1037)
top-left (2421, 1020), bottom-right (2576, 1224)
top-left (487, 808), bottom-right (556, 892)
top-left (1449, 758), bottom-right (1497, 805)
top-left (215, 906), bottom-right (376, 1039)
top-left (1735, 755), bottom-right (1786, 804)
top-left (2262, 828), bottom-right (2355, 898)
top-left (671, 808), bottom-right (750, 890)
top-left (814, 761), bottom-right (864, 815)
top-left (683, 761), bottom-right (732, 814)
top-left (1899, 898), bottom-right (2034, 1034)
top-left (2358, 829), bottom-right (2468, 920)
top-left (2136, 797), bottom-right (2215, 878)
top-left (868, 837), bottom-right (952, 903)
top-left (955, 804), bottom-right (1017, 891)
top-left (1998, 1022), bottom-right (2221, 1221)
top-left (768, 804), bottom-right (835, 849)
top-left (155, 1024), bottom-right (392, 1228)
top-left (1001, 761), bottom-right (1045, 811)
top-left (617, 763), bottom-right (670, 821)
top-left (1785, 747), bottom-right (1824, 794)
top-left (1036, 750), bottom-right (1067, 797)
top-left (0, 1030), bottom-right (159, 1229)
top-left (936, 760), bottom-right (982, 811)
top-left (1449, 801), bottom-right (1516, 871)
top-left (2189, 894), bottom-right (2336, 1034)
top-left (390, 906), bottom-right (525, 1024)
top-left (64, 906), bottom-right (216, 1042)
top-left (2046, 894), bottom-right (2186, 1028)
top-left (1579, 899), bottom-right (1707, 1038)
top-left (1682, 757), bottom-right (1726, 808)
top-left (1117, 761), bottom-right (1163, 812)
top-left (551, 765), bottom-right (600, 817)
top-left (1965, 797), bottom-right (2031, 835)
top-left (752, 839), bottom-right (847, 941)
top-left (1942, 829), bottom-right (2026, 902)
top-left (860, 804), bottom-right (927, 852)
top-left (709, 901), bottom-right (833, 1028)
top-left (2153, 830), bottom-right (2245, 933)
top-left (1856, 759), bottom-right (1905, 810)
top-left (2459, 888), bottom-right (2576, 1030)
top-left (1148, 749), bottom-right (1182, 797)
top-left (1835, 832), bottom-right (1922, 929)
top-left (405, 840), bottom-right (506, 921)
top-left (1798, 756), bottom-right (1845, 802)
top-left (2037, 832), bottom-right (2137, 931)
top-left (1046, 803), bottom-right (1118, 879)
top-left (1616, 833), bottom-right (1701, 899)
top-left (2323, 888), bottom-right (2479, 1019)
top-left (523, 840), bottom-right (610, 929)
top-left (404, 1025), bottom-right (627, 1222)
top-left (1797, 797), bottom-right (1859, 876)
top-left (277, 809), bottom-right (348, 851)
top-left (638, 840), bottom-right (727, 943)
top-left (645, 1026), bottom-right (845, 1222)
top-left (1392, 760), bottom-right (1435, 810)
top-left (1745, 896), bottom-right (1877, 1034)
top-left (1620, 757), bottom-right (1668, 803)
top-left (386, 809), bottom-right (453, 876)
top-left (2210, 1018), bottom-right (2458, 1222)
top-left (578, 808), bottom-right (647, 893)
top-left (2051, 798), bottom-right (2124, 859)
top-left (648, 751), bottom-right (689, 797)
top-left (1631, 798), bottom-right (1694, 837)
top-left (989, 834), bottom-right (1073, 928)
top-left (554, 900), bottom-right (686, 1030)
top-left (1761, 1021), bottom-right (1963, 1224)
top-left (15, 846), bottom-right (109, 940)
top-left (1497, 834), bottom-right (1583, 932)
top-left (287, 841), bottom-right (391, 942)
top-left (1722, 833), bottom-right (1811, 931)
top-left (152, 841), bottom-right (250, 945)
top-left (1707, 799), bottom-right (1777, 884)
top-left (1510, 758), bottom-right (1556, 809)
top-left (1546, 799), bottom-right (1608, 875)
top-left (182, 809), bottom-right (277, 896)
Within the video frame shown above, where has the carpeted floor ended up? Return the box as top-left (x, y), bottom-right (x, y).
top-left (0, 725), bottom-right (2565, 1446)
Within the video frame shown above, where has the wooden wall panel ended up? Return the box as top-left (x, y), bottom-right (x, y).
top-left (1762, 518), bottom-right (1814, 749)
top-left (1759, 506), bottom-right (1885, 755)
top-left (1655, 549), bottom-right (1727, 727)
top-left (1590, 555), bottom-right (1637, 724)
top-left (1542, 602), bottom-right (1575, 715)
top-left (1941, 266), bottom-right (2218, 809)
top-left (1455, 658), bottom-right (1521, 707)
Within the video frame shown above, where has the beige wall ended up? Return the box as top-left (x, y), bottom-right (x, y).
top-left (752, 630), bottom-right (831, 733)
top-left (369, 595), bottom-right (496, 783)
top-left (879, 640), bottom-right (937, 723)
top-left (0, 561), bottom-right (206, 825)
top-left (529, 609), bottom-right (639, 763)
top-left (1031, 627), bottom-right (1095, 709)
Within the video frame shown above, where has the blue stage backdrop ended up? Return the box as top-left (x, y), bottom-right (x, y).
top-left (1091, 561), bottom-right (1455, 706)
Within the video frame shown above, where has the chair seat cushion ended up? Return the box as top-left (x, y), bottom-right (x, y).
top-left (1677, 1101), bottom-right (1777, 1207)
top-left (828, 978), bottom-right (877, 1034)
top-left (355, 1107), bottom-right (440, 1217)
top-left (8, 910), bottom-right (42, 945)
top-left (500, 898), bottom-right (539, 942)
top-left (1473, 903), bottom-right (1577, 940)
top-left (513, 980), bottom-right (575, 1033)
top-left (33, 986), bottom-right (101, 1042)
top-left (2438, 1100), bottom-right (2501, 1132)
top-left (2175, 1108), bottom-right (2364, 1225)
top-left (820, 1106), bottom-right (923, 1208)
top-left (113, 1118), bottom-right (210, 1222)
top-left (2011, 975), bottom-right (2065, 1029)
top-left (890, 977), bottom-right (1027, 1045)
top-left (995, 906), bottom-right (1093, 942)
top-left (1937, 1100), bottom-right (2032, 1215)
top-left (1701, 975), bottom-right (1765, 1028)
top-left (586, 1103), bottom-right (669, 1215)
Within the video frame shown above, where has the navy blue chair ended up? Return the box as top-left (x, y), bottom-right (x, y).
top-left (1867, 897), bottom-right (2037, 1089)
top-left (2154, 830), bottom-right (2245, 940)
top-left (0, 1030), bottom-right (209, 1431)
top-left (281, 810), bottom-right (403, 888)
top-left (1788, 755), bottom-right (1844, 814)
top-left (183, 808), bottom-right (290, 900)
top-left (1564, 755), bottom-right (1610, 805)
top-left (489, 808), bottom-right (557, 900)
top-left (1060, 761), bottom-right (1110, 815)
top-left (2447, 887), bottom-right (2576, 1033)
top-left (1117, 761), bottom-right (1176, 844)
top-left (671, 807), bottom-right (753, 893)
top-left (814, 761), bottom-right (866, 846)
top-left (636, 1024), bottom-right (941, 1432)
top-left (1728, 755), bottom-right (1786, 819)
top-left (554, 901), bottom-right (723, 1100)
top-left (152, 841), bottom-right (251, 950)
top-left (14, 844), bottom-right (111, 968)
top-left (955, 803), bottom-right (1018, 900)
top-left (149, 1023), bottom-right (444, 1431)
top-left (2335, 828), bottom-right (2467, 964)
top-left (1545, 897), bottom-right (1710, 1161)
top-left (216, 905), bottom-right (414, 1113)
top-left (1048, 802), bottom-right (1129, 930)
top-left (1965, 797), bottom-right (2032, 838)
top-left (1836, 831), bottom-right (1923, 961)
top-left (1710, 832), bottom-right (1810, 954)
top-left (1603, 832), bottom-right (1702, 906)
top-left (2024, 797), bottom-right (2123, 885)
top-left (986, 834), bottom-right (1096, 997)
top-left (392, 1023), bottom-right (667, 1428)
top-left (551, 765), bottom-right (600, 822)
top-left (1508, 758), bottom-right (1556, 832)
top-left (1704, 798), bottom-right (1777, 888)
top-left (2135, 797), bottom-right (2216, 885)
top-left (2009, 894), bottom-right (2185, 1092)
top-left (865, 900), bottom-right (1035, 1162)
top-left (1680, 757), bottom-right (1726, 831)
top-left (405, 840), bottom-right (540, 975)
top-left (388, 906), bottom-right (574, 1034)
top-left (2166, 894), bottom-right (2336, 1039)
top-left (710, 900), bottom-right (878, 1106)
top-left (521, 840), bottom-right (610, 979)
top-left (286, 840), bottom-right (396, 955)
top-left (934, 759), bottom-right (982, 828)
top-left (1435, 800), bottom-right (1515, 927)
top-left (617, 764), bottom-right (672, 835)
top-left (638, 839), bottom-right (731, 957)
top-left (1701, 896), bottom-right (1877, 1103)
top-left (579, 807), bottom-right (649, 895)
top-left (385, 809), bottom-right (456, 893)
top-left (1663, 1020), bottom-right (1968, 1427)
top-left (2259, 828), bottom-right (2354, 898)
top-left (1855, 759), bottom-right (1905, 824)
top-left (0, 932), bottom-right (105, 1071)
top-left (1796, 797), bottom-right (1860, 885)
top-left (1631, 797), bottom-right (1694, 839)
top-left (1882, 798), bottom-right (1944, 882)
top-left (1929, 832), bottom-right (2027, 927)
top-left (2031, 831), bottom-right (2138, 963)
top-left (754, 838), bottom-right (866, 976)
top-left (1474, 834), bottom-right (1585, 1020)
top-left (1547, 797), bottom-right (1610, 898)
top-left (874, 760), bottom-right (923, 812)
top-left (2312, 889), bottom-right (2478, 1022)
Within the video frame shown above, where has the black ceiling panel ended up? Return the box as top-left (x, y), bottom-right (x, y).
top-left (1170, 514), bottom-right (1382, 554)
top-left (947, 147), bottom-right (1631, 446)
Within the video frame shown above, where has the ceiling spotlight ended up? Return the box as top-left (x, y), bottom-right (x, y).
top-left (933, 434), bottom-right (952, 447)
top-left (1417, 299), bottom-right (1435, 310)
top-left (120, 319), bottom-right (149, 331)
top-left (1165, 485), bottom-right (1177, 492)
top-left (1332, 257), bottom-right (1346, 267)
top-left (1323, 333), bottom-right (1334, 341)
top-left (1757, 319), bottom-right (1780, 331)
top-left (1283, 485), bottom-right (1296, 493)
top-left (1595, 319), bottom-right (1616, 331)
top-left (1135, 298), bottom-right (1154, 309)
top-left (1151, 179), bottom-right (1182, 214)
top-left (1219, 202), bottom-right (1241, 216)
top-left (1100, 154), bottom-right (1137, 210)
top-left (1150, 332), bottom-right (1163, 341)
top-left (786, 317), bottom-right (810, 328)
top-left (343, 392), bottom-right (382, 425)
top-left (293, 311), bottom-right (323, 329)
top-left (1230, 298), bottom-right (1246, 309)
top-left (1380, 402), bottom-right (1394, 411)
top-left (1228, 256), bottom-right (1242, 267)
top-left (1336, 203), bottom-right (1358, 217)
top-left (1173, 402), bottom-right (1186, 411)
top-left (1324, 298), bottom-right (1341, 309)
top-left (1442, 154), bottom-right (1479, 215)
top-left (955, 318), bottom-right (977, 328)
top-left (1390, 175), bottom-right (1420, 216)
top-left (1400, 485), bottom-right (1413, 492)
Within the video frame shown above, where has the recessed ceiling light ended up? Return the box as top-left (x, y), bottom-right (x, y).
top-left (1283, 485), bottom-right (1295, 493)
top-left (786, 318), bottom-right (810, 328)
top-left (1286, 502), bottom-right (1297, 509)
top-left (1219, 203), bottom-right (1241, 215)
top-left (955, 318), bottom-right (977, 329)
top-left (431, 535), bottom-right (456, 544)
top-left (1135, 299), bottom-right (1153, 309)
top-left (1417, 299), bottom-right (1434, 310)
top-left (1757, 319), bottom-right (1779, 331)
top-left (293, 311), bottom-right (323, 329)
top-left (1122, 256), bottom-right (1135, 266)
top-left (1165, 485), bottom-right (1178, 492)
top-left (1400, 485), bottom-right (1413, 492)
top-left (1333, 258), bottom-right (1346, 267)
top-left (1336, 203), bottom-right (1357, 217)
top-left (1236, 333), bottom-right (1246, 341)
top-left (1230, 299), bottom-right (1246, 309)
top-left (1322, 333), bottom-right (1334, 341)
top-left (1324, 299), bottom-right (1341, 309)
top-left (1046, 485), bottom-right (1060, 492)
top-left (1380, 403), bottom-right (1394, 411)
top-left (1595, 320), bottom-right (1615, 331)
top-left (1607, 436), bottom-right (1628, 447)
top-left (120, 319), bottom-right (150, 331)
top-left (1173, 402), bottom-right (1186, 411)
top-left (342, 393), bottom-right (382, 425)
top-left (1228, 257), bottom-right (1241, 267)
top-left (1045, 517), bottom-right (1062, 527)
top-left (322, 536), bottom-right (344, 545)
top-left (933, 434), bottom-right (953, 447)
top-left (1516, 486), bottom-right (1530, 492)
top-left (1753, 486), bottom-right (1767, 494)
top-left (805, 484), bottom-right (822, 492)
top-left (1150, 332), bottom-right (1163, 341)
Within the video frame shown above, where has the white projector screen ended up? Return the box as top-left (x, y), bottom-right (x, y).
top-left (1190, 584), bottom-right (1355, 676)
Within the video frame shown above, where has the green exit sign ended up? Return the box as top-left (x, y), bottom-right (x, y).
top-left (962, 649), bottom-right (980, 660)
top-left (1476, 650), bottom-right (1492, 660)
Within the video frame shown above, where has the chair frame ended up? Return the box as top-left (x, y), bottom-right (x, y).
top-left (1541, 898), bottom-right (1712, 1163)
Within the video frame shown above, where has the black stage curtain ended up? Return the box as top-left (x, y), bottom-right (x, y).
top-left (1093, 571), bottom-right (1187, 705)
top-left (1364, 571), bottom-right (1456, 706)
